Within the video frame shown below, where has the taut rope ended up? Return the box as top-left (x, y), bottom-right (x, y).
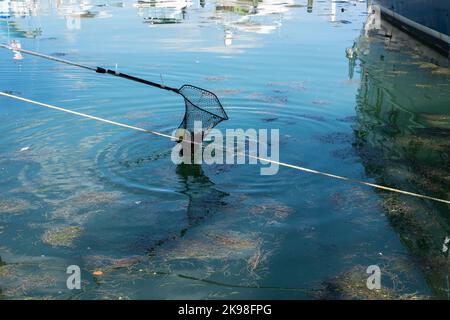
top-left (1, 92), bottom-right (449, 205)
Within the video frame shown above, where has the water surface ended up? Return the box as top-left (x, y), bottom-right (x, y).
top-left (0, 0), bottom-right (449, 299)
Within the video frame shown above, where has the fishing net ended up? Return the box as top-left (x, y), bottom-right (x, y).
top-left (177, 85), bottom-right (228, 141)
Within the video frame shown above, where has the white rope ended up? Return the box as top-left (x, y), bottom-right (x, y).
top-left (1, 91), bottom-right (449, 205)
top-left (0, 92), bottom-right (174, 140)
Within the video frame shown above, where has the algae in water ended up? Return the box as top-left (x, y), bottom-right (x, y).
top-left (42, 226), bottom-right (83, 247)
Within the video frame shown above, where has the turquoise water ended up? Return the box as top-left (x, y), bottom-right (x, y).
top-left (0, 0), bottom-right (449, 299)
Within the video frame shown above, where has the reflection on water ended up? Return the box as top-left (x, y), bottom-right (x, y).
top-left (214, 0), bottom-right (294, 37)
top-left (0, 0), bottom-right (362, 54)
top-left (176, 164), bottom-right (228, 228)
top-left (135, 0), bottom-right (190, 25)
top-left (0, 19), bottom-right (40, 38)
top-left (0, 0), bottom-right (295, 31)
top-left (0, 0), bottom-right (39, 18)
top-left (350, 9), bottom-right (450, 298)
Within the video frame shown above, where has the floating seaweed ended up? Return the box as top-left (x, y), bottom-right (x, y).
top-left (249, 200), bottom-right (293, 220)
top-left (157, 231), bottom-right (262, 263)
top-left (262, 117), bottom-right (279, 122)
top-left (142, 228), bottom-right (273, 289)
top-left (0, 257), bottom-right (60, 299)
top-left (215, 88), bottom-right (241, 96)
top-left (338, 79), bottom-right (361, 86)
top-left (205, 76), bottom-right (228, 81)
top-left (83, 255), bottom-right (146, 274)
top-left (51, 191), bottom-right (122, 221)
top-left (432, 67), bottom-right (450, 76)
top-left (42, 226), bottom-right (83, 247)
top-left (70, 191), bottom-right (122, 207)
top-left (317, 265), bottom-right (429, 300)
top-left (0, 264), bottom-right (13, 278)
top-left (0, 198), bottom-right (34, 215)
top-left (285, 4), bottom-right (305, 8)
top-left (312, 100), bottom-right (331, 106)
top-left (267, 81), bottom-right (306, 91)
top-left (249, 92), bottom-right (288, 105)
top-left (246, 247), bottom-right (271, 279)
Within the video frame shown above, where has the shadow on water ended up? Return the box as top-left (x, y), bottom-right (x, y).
top-left (349, 11), bottom-right (450, 298)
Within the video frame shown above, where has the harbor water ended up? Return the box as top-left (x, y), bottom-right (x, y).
top-left (0, 0), bottom-right (449, 299)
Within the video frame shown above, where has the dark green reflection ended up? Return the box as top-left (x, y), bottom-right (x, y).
top-left (350, 17), bottom-right (450, 298)
top-left (307, 0), bottom-right (314, 13)
top-left (176, 163), bottom-right (228, 229)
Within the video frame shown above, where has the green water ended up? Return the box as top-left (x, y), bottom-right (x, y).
top-left (0, 0), bottom-right (449, 299)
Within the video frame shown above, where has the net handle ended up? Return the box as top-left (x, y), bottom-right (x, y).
top-left (0, 44), bottom-right (180, 93)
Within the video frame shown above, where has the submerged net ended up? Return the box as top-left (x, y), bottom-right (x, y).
top-left (177, 85), bottom-right (228, 140)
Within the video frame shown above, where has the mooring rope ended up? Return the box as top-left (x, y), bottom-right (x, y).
top-left (1, 91), bottom-right (449, 205)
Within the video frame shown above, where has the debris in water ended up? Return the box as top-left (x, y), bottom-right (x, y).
top-left (317, 265), bottom-right (428, 300)
top-left (42, 226), bottom-right (83, 247)
top-left (267, 81), bottom-right (306, 91)
top-left (0, 198), bottom-right (34, 214)
top-left (158, 231), bottom-right (262, 262)
top-left (249, 92), bottom-right (288, 105)
top-left (249, 201), bottom-right (293, 220)
top-left (418, 113), bottom-right (450, 130)
top-left (50, 52), bottom-right (68, 57)
top-left (299, 114), bottom-right (327, 122)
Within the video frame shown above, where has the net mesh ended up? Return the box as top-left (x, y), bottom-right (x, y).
top-left (178, 85), bottom-right (228, 139)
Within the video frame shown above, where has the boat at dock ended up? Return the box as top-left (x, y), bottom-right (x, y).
top-left (371, 0), bottom-right (450, 56)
